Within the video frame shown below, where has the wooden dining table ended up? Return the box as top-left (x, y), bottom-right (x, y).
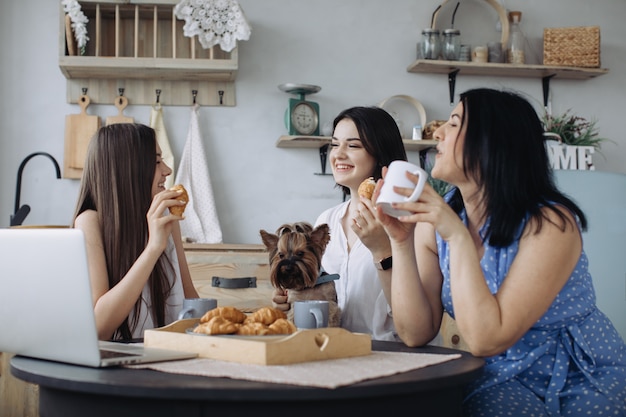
top-left (11, 340), bottom-right (484, 417)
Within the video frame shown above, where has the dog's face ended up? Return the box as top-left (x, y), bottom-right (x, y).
top-left (260, 222), bottom-right (330, 291)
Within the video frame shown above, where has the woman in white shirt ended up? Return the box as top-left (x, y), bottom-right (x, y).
top-left (274, 106), bottom-right (408, 341)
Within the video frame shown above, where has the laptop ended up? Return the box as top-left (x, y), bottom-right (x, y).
top-left (0, 228), bottom-right (197, 367)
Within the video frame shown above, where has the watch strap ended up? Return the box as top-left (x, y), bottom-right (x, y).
top-left (375, 256), bottom-right (393, 271)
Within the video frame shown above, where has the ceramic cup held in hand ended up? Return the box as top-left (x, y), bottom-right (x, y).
top-left (293, 300), bottom-right (329, 329)
top-left (177, 298), bottom-right (217, 320)
top-left (376, 160), bottom-right (428, 218)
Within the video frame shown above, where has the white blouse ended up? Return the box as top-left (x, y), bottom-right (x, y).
top-left (315, 201), bottom-right (398, 341)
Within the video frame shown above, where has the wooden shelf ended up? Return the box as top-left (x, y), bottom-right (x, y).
top-left (408, 59), bottom-right (609, 107)
top-left (59, 0), bottom-right (238, 106)
top-left (59, 56), bottom-right (238, 81)
top-left (276, 136), bottom-right (438, 152)
top-left (407, 59), bottom-right (609, 80)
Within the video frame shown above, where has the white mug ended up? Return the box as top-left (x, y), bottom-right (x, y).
top-left (293, 300), bottom-right (329, 329)
top-left (177, 298), bottom-right (217, 320)
top-left (376, 160), bottom-right (428, 218)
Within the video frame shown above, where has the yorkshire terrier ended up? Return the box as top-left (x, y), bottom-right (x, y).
top-left (259, 222), bottom-right (341, 327)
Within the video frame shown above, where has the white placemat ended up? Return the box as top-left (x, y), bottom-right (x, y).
top-left (127, 351), bottom-right (461, 389)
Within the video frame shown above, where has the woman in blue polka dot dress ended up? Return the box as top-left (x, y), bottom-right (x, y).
top-left (374, 88), bottom-right (626, 416)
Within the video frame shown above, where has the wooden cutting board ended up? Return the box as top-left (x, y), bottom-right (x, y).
top-left (64, 94), bottom-right (100, 179)
top-left (64, 14), bottom-right (76, 56)
top-left (106, 96), bottom-right (134, 125)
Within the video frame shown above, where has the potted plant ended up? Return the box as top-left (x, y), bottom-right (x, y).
top-left (542, 109), bottom-right (611, 171)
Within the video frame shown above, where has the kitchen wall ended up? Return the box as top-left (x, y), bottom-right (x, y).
top-left (1, 0), bottom-right (624, 244)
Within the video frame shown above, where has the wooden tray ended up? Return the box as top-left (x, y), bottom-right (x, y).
top-left (144, 319), bottom-right (371, 366)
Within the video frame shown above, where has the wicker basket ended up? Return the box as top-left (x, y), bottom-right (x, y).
top-left (543, 26), bottom-right (600, 68)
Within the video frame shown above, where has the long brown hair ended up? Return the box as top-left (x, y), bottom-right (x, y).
top-left (73, 123), bottom-right (174, 340)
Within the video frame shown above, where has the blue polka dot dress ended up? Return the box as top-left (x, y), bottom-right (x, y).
top-left (437, 205), bottom-right (626, 417)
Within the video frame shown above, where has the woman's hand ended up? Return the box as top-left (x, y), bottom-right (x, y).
top-left (351, 193), bottom-right (391, 259)
top-left (372, 173), bottom-right (418, 244)
top-left (145, 188), bottom-right (185, 253)
top-left (376, 171), bottom-right (465, 243)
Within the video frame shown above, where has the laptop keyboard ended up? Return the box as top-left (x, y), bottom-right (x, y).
top-left (100, 349), bottom-right (140, 359)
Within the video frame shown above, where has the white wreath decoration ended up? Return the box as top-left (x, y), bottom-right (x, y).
top-left (174, 0), bottom-right (251, 52)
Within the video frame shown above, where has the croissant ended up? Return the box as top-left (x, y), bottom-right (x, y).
top-left (245, 306), bottom-right (287, 325)
top-left (236, 321), bottom-right (271, 336)
top-left (168, 184), bottom-right (188, 216)
top-left (193, 316), bottom-right (239, 335)
top-left (358, 177), bottom-right (376, 200)
top-left (200, 306), bottom-right (247, 324)
top-left (268, 318), bottom-right (297, 335)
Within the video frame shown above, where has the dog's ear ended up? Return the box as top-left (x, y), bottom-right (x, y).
top-left (310, 223), bottom-right (331, 250)
top-left (259, 229), bottom-right (279, 252)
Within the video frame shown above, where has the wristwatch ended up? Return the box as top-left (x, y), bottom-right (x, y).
top-left (374, 256), bottom-right (393, 271)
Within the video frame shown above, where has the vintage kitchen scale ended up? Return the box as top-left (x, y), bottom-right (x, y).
top-left (278, 83), bottom-right (332, 176)
top-left (279, 83), bottom-right (321, 136)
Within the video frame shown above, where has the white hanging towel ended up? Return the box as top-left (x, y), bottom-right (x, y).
top-left (174, 104), bottom-right (223, 243)
top-left (149, 103), bottom-right (175, 189)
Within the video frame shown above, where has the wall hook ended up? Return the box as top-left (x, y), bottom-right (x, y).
top-left (118, 88), bottom-right (125, 97)
top-left (155, 89), bottom-right (161, 104)
top-left (218, 90), bottom-right (224, 105)
top-left (192, 90), bottom-right (198, 104)
top-left (82, 87), bottom-right (88, 95)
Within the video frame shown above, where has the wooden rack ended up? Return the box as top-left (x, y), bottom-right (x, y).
top-left (59, 0), bottom-right (238, 106)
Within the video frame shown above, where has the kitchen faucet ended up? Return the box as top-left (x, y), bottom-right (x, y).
top-left (10, 152), bottom-right (62, 227)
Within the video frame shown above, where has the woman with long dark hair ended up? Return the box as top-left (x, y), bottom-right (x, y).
top-left (377, 88), bottom-right (626, 415)
top-left (73, 123), bottom-right (198, 341)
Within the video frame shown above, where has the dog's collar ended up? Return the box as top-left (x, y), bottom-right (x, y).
top-left (315, 268), bottom-right (340, 286)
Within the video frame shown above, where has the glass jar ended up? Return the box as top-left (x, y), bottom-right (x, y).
top-left (421, 29), bottom-right (441, 60)
top-left (506, 11), bottom-right (525, 64)
top-left (442, 29), bottom-right (461, 61)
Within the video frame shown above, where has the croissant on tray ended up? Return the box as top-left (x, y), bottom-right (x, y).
top-left (236, 321), bottom-right (271, 336)
top-left (200, 306), bottom-right (247, 324)
top-left (193, 316), bottom-right (240, 335)
top-left (245, 306), bottom-right (287, 325)
top-left (268, 318), bottom-right (297, 335)
top-left (192, 305), bottom-right (296, 336)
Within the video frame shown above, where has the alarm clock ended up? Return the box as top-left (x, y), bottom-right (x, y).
top-left (279, 83), bottom-right (321, 136)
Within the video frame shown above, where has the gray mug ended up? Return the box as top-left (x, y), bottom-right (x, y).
top-left (293, 300), bottom-right (329, 329)
top-left (177, 298), bottom-right (217, 320)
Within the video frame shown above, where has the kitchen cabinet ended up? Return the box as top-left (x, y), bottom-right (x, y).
top-left (59, 0), bottom-right (237, 106)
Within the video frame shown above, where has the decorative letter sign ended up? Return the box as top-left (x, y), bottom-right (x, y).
top-left (546, 143), bottom-right (595, 171)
